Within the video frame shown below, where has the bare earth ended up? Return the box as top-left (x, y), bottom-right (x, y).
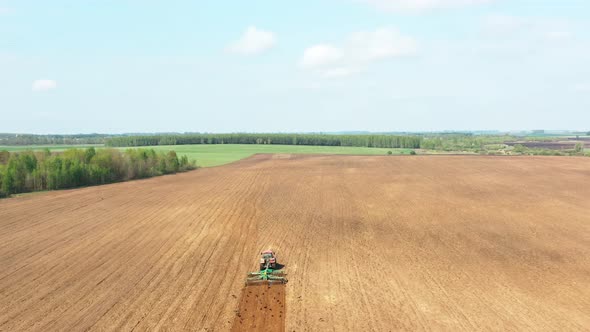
top-left (231, 284), bottom-right (286, 331)
top-left (1, 155), bottom-right (589, 331)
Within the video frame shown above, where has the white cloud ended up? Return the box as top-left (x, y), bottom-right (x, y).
top-left (574, 84), bottom-right (590, 92)
top-left (349, 28), bottom-right (417, 61)
top-left (478, 15), bottom-right (579, 56)
top-left (227, 26), bottom-right (276, 55)
top-left (361, 0), bottom-right (493, 12)
top-left (483, 15), bottom-right (531, 35)
top-left (322, 67), bottom-right (361, 78)
top-left (300, 45), bottom-right (343, 69)
top-left (0, 8), bottom-right (11, 14)
top-left (483, 15), bottom-right (574, 41)
top-left (300, 27), bottom-right (417, 78)
top-left (32, 79), bottom-right (57, 92)
top-left (545, 30), bottom-right (572, 42)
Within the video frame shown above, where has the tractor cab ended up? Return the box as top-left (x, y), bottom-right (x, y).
top-left (246, 249), bottom-right (287, 285)
top-left (260, 250), bottom-right (277, 270)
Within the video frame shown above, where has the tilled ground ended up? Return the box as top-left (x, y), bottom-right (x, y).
top-left (231, 284), bottom-right (285, 331)
top-left (1, 155), bottom-right (589, 331)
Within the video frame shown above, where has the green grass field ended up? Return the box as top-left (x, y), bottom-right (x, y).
top-left (0, 144), bottom-right (413, 167)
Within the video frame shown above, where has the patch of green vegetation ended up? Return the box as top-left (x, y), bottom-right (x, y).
top-left (1, 144), bottom-right (413, 168)
top-left (0, 148), bottom-right (195, 198)
top-left (511, 144), bottom-right (587, 156)
top-left (144, 145), bottom-right (413, 167)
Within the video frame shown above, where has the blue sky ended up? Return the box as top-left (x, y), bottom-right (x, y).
top-left (1, 0), bottom-right (589, 134)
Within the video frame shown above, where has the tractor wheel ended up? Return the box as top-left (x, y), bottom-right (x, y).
top-left (260, 263), bottom-right (265, 270)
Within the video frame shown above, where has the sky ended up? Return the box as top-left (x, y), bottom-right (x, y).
top-left (0, 0), bottom-right (589, 134)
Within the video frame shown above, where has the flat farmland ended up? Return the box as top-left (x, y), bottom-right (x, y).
top-left (1, 155), bottom-right (589, 331)
top-left (0, 144), bottom-right (412, 167)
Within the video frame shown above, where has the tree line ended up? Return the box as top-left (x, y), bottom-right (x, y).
top-left (0, 134), bottom-right (111, 146)
top-left (512, 143), bottom-right (588, 156)
top-left (105, 134), bottom-right (423, 149)
top-left (0, 148), bottom-right (195, 198)
top-left (419, 134), bottom-right (513, 151)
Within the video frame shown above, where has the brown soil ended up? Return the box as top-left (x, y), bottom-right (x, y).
top-left (231, 284), bottom-right (285, 332)
top-left (1, 155), bottom-right (590, 331)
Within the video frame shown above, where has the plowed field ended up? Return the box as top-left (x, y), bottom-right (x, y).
top-left (1, 155), bottom-right (589, 331)
top-left (232, 284), bottom-right (286, 331)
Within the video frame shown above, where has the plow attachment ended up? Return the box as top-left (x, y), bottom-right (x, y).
top-left (246, 269), bottom-right (288, 286)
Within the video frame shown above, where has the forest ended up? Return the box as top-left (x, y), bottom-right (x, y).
top-left (0, 134), bottom-right (110, 145)
top-left (0, 148), bottom-right (195, 198)
top-left (105, 133), bottom-right (423, 149)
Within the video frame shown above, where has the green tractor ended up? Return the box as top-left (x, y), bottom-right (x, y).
top-left (246, 250), bottom-right (287, 285)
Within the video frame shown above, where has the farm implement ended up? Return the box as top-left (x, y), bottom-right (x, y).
top-left (246, 269), bottom-right (288, 285)
top-left (245, 250), bottom-right (288, 285)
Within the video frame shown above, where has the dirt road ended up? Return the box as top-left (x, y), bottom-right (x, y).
top-left (1, 155), bottom-right (589, 331)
